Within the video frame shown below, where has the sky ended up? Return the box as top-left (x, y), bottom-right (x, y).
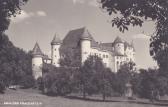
top-left (6, 0), bottom-right (157, 69)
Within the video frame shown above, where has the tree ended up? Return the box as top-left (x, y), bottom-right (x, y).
top-left (77, 55), bottom-right (114, 100)
top-left (59, 48), bottom-right (81, 67)
top-left (42, 65), bottom-right (73, 96)
top-left (115, 64), bottom-right (132, 95)
top-left (0, 34), bottom-right (34, 92)
top-left (137, 69), bottom-right (158, 99)
top-left (97, 68), bottom-right (114, 101)
top-left (0, 0), bottom-right (28, 33)
top-left (77, 56), bottom-right (98, 98)
top-left (20, 75), bottom-right (35, 89)
top-left (100, 0), bottom-right (168, 73)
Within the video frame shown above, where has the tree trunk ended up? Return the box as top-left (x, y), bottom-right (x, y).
top-left (83, 91), bottom-right (86, 99)
top-left (103, 93), bottom-right (106, 101)
top-left (82, 84), bottom-right (86, 99)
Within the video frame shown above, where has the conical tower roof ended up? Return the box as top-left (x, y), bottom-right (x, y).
top-left (114, 36), bottom-right (124, 44)
top-left (51, 34), bottom-right (62, 45)
top-left (32, 42), bottom-right (43, 56)
top-left (80, 27), bottom-right (92, 40)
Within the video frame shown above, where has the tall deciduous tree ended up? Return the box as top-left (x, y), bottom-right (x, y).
top-left (0, 34), bottom-right (33, 91)
top-left (0, 0), bottom-right (28, 33)
top-left (78, 55), bottom-right (114, 100)
top-left (100, 0), bottom-right (168, 74)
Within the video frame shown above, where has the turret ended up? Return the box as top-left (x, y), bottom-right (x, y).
top-left (80, 27), bottom-right (92, 64)
top-left (51, 34), bottom-right (62, 67)
top-left (32, 42), bottom-right (43, 80)
top-left (130, 40), bottom-right (135, 62)
top-left (114, 36), bottom-right (124, 56)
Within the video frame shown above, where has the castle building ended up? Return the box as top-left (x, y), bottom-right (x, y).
top-left (32, 27), bottom-right (135, 79)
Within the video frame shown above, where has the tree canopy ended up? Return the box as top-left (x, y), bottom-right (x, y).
top-left (0, 0), bottom-right (28, 33)
top-left (100, 0), bottom-right (168, 73)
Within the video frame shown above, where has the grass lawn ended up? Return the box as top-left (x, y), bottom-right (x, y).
top-left (0, 89), bottom-right (167, 107)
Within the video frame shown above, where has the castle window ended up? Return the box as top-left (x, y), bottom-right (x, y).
top-left (55, 49), bottom-right (56, 51)
top-left (106, 55), bottom-right (108, 58)
top-left (103, 55), bottom-right (105, 58)
top-left (55, 55), bottom-right (57, 57)
top-left (117, 61), bottom-right (119, 65)
top-left (116, 56), bottom-right (118, 59)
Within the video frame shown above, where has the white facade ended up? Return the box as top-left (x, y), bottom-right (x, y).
top-left (114, 43), bottom-right (125, 55)
top-left (32, 27), bottom-right (136, 79)
top-left (32, 56), bottom-right (43, 80)
top-left (51, 44), bottom-right (61, 67)
top-left (80, 39), bottom-right (135, 72)
top-left (31, 43), bottom-right (44, 80)
top-left (81, 39), bottom-right (91, 64)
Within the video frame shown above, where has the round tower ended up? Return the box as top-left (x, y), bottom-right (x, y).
top-left (51, 34), bottom-right (62, 67)
top-left (130, 40), bottom-right (135, 62)
top-left (80, 28), bottom-right (91, 64)
top-left (114, 36), bottom-right (124, 55)
top-left (32, 42), bottom-right (43, 80)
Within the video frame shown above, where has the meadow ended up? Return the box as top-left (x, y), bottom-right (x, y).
top-left (0, 89), bottom-right (168, 107)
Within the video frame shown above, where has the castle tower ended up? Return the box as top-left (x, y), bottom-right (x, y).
top-left (32, 42), bottom-right (43, 80)
top-left (130, 40), bottom-right (135, 62)
top-left (114, 36), bottom-right (125, 55)
top-left (51, 34), bottom-right (62, 67)
top-left (80, 28), bottom-right (91, 64)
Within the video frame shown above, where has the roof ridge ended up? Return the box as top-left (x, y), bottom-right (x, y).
top-left (51, 33), bottom-right (62, 45)
top-left (32, 42), bottom-right (43, 56)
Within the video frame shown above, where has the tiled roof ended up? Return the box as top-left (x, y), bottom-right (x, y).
top-left (60, 27), bottom-right (97, 49)
top-left (81, 27), bottom-right (92, 40)
top-left (51, 34), bottom-right (62, 45)
top-left (99, 43), bottom-right (114, 52)
top-left (32, 42), bottom-right (43, 56)
top-left (60, 27), bottom-right (134, 53)
top-left (60, 27), bottom-right (114, 52)
top-left (124, 41), bottom-right (131, 50)
top-left (114, 36), bottom-right (124, 44)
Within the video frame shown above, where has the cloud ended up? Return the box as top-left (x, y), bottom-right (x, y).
top-left (11, 10), bottom-right (47, 23)
top-left (72, 0), bottom-right (99, 7)
top-left (133, 34), bottom-right (150, 39)
top-left (72, 0), bottom-right (84, 4)
top-left (11, 10), bottom-right (34, 23)
top-left (37, 11), bottom-right (47, 16)
top-left (88, 0), bottom-right (99, 7)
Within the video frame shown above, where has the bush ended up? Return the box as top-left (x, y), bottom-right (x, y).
top-left (20, 75), bottom-right (35, 89)
top-left (37, 77), bottom-right (44, 91)
top-left (0, 74), bottom-right (7, 93)
top-left (43, 67), bottom-right (73, 96)
top-left (0, 81), bottom-right (5, 93)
